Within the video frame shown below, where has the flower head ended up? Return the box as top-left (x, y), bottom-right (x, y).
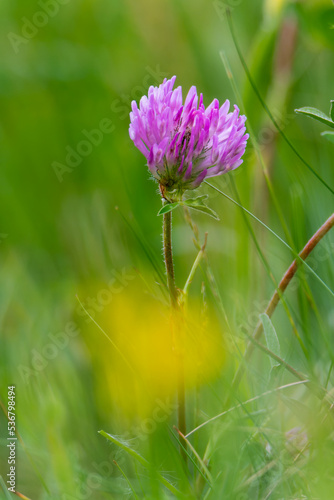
top-left (129, 76), bottom-right (249, 199)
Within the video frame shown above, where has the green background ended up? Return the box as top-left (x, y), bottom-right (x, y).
top-left (1, 0), bottom-right (334, 498)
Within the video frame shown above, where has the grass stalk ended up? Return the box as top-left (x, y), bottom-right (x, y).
top-left (231, 212), bottom-right (334, 394)
top-left (226, 9), bottom-right (334, 196)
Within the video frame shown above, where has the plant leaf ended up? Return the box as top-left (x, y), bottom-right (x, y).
top-left (330, 100), bottom-right (334, 122)
top-left (260, 313), bottom-right (281, 369)
top-left (157, 202), bottom-right (180, 216)
top-left (295, 106), bottom-right (334, 129)
top-left (187, 204), bottom-right (219, 220)
top-left (321, 131), bottom-right (334, 144)
top-left (183, 194), bottom-right (209, 206)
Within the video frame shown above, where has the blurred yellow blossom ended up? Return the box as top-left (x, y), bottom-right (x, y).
top-left (82, 281), bottom-right (226, 419)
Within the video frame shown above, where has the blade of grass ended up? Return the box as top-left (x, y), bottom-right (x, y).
top-left (229, 177), bottom-right (308, 355)
top-left (219, 50), bottom-right (294, 248)
top-left (174, 426), bottom-right (213, 485)
top-left (168, 425), bottom-right (210, 486)
top-left (230, 212), bottom-right (334, 395)
top-left (220, 50), bottom-right (325, 340)
top-left (226, 9), bottom-right (334, 196)
top-left (205, 181), bottom-right (334, 298)
top-left (182, 233), bottom-right (208, 296)
top-left (186, 381), bottom-right (309, 437)
top-left (99, 431), bottom-right (182, 497)
top-left (0, 476), bottom-right (12, 500)
top-left (0, 399), bottom-right (50, 495)
top-left (113, 460), bottom-right (140, 500)
top-left (235, 459), bottom-right (279, 494)
top-left (76, 295), bottom-right (137, 376)
top-left (99, 431), bottom-right (149, 467)
top-left (182, 206), bottom-right (242, 358)
top-left (243, 333), bottom-right (307, 384)
top-left (116, 207), bottom-right (167, 290)
top-left (260, 313), bottom-right (281, 369)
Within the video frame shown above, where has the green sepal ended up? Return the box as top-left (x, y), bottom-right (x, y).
top-left (295, 106), bottom-right (334, 129)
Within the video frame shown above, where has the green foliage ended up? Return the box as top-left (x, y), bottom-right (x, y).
top-left (1, 0), bottom-right (334, 499)
top-left (99, 431), bottom-right (149, 468)
top-left (295, 101), bottom-right (334, 145)
top-left (157, 195), bottom-right (219, 219)
top-left (157, 201), bottom-right (181, 216)
top-left (183, 195), bottom-right (219, 220)
top-left (295, 106), bottom-right (334, 129)
top-left (99, 431), bottom-right (183, 496)
top-left (296, 1), bottom-right (334, 50)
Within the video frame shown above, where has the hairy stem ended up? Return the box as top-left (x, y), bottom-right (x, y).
top-left (231, 212), bottom-right (334, 395)
top-left (162, 199), bottom-right (187, 459)
top-left (163, 208), bottom-right (178, 308)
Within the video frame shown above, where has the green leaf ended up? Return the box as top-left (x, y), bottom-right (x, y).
top-left (329, 101), bottom-right (334, 122)
top-left (183, 194), bottom-right (209, 206)
top-left (183, 195), bottom-right (219, 219)
top-left (157, 202), bottom-right (180, 216)
top-left (157, 196), bottom-right (219, 220)
top-left (321, 131), bottom-right (334, 144)
top-left (295, 106), bottom-right (334, 129)
top-left (260, 313), bottom-right (281, 369)
top-left (186, 203), bottom-right (219, 220)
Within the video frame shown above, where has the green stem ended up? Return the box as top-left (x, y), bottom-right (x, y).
top-left (163, 207), bottom-right (178, 308)
top-left (162, 199), bottom-right (187, 459)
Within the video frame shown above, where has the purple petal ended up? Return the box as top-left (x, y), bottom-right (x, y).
top-left (183, 161), bottom-right (193, 180)
top-left (129, 76), bottom-right (248, 192)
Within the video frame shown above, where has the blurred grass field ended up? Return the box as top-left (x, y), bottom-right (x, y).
top-left (1, 0), bottom-right (334, 498)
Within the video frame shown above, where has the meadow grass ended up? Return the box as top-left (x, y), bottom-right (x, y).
top-left (1, 0), bottom-right (334, 499)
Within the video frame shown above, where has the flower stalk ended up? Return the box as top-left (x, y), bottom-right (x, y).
top-left (129, 75), bottom-right (249, 461)
top-left (162, 202), bottom-right (178, 309)
top-left (161, 196), bottom-right (187, 460)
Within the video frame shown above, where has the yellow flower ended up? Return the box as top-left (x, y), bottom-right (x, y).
top-left (83, 282), bottom-right (226, 419)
